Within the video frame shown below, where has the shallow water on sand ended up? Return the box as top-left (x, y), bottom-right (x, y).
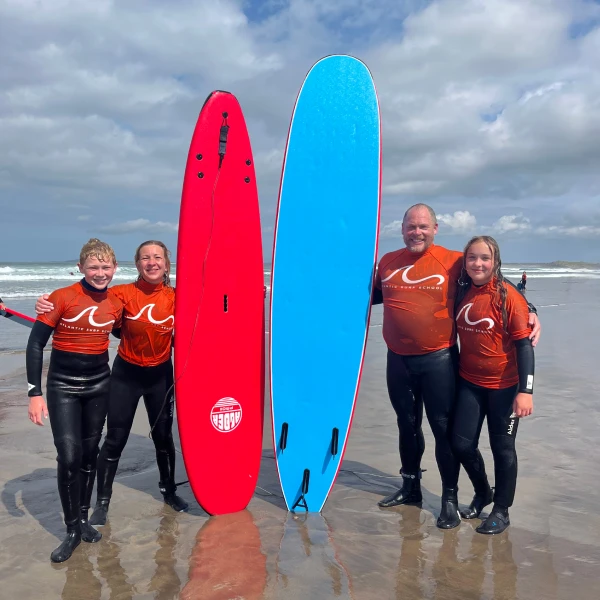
top-left (1, 278), bottom-right (599, 599)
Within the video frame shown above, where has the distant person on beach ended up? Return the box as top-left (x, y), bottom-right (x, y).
top-left (451, 236), bottom-right (534, 535)
top-left (36, 240), bottom-right (188, 527)
top-left (520, 271), bottom-right (527, 290)
top-left (26, 238), bottom-right (122, 563)
top-left (372, 204), bottom-right (540, 529)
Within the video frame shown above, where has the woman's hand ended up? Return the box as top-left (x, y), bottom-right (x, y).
top-left (35, 294), bottom-right (53, 315)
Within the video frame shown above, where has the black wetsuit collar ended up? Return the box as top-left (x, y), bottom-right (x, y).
top-left (80, 278), bottom-right (108, 294)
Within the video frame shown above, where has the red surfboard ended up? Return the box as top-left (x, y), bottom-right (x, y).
top-left (174, 91), bottom-right (265, 515)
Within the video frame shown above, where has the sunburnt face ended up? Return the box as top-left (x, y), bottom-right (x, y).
top-left (401, 207), bottom-right (438, 253)
top-left (136, 244), bottom-right (167, 284)
top-left (78, 256), bottom-right (117, 290)
top-left (465, 241), bottom-right (494, 285)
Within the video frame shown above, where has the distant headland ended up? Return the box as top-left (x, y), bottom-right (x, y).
top-left (504, 261), bottom-right (600, 269)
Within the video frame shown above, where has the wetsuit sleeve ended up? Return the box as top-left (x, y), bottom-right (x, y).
top-left (111, 327), bottom-right (122, 339)
top-left (26, 321), bottom-right (54, 397)
top-left (372, 264), bottom-right (383, 305)
top-left (514, 337), bottom-right (535, 394)
top-left (505, 278), bottom-right (537, 314)
top-left (372, 286), bottom-right (383, 305)
top-left (506, 285), bottom-right (531, 341)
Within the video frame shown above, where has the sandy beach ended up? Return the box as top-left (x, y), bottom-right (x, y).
top-left (1, 276), bottom-right (599, 599)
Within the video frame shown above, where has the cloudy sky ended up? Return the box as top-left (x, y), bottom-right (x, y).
top-left (1, 0), bottom-right (599, 263)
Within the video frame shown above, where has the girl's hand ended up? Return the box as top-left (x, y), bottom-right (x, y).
top-left (513, 393), bottom-right (533, 418)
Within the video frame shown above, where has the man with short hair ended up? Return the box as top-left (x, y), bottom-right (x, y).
top-left (373, 204), bottom-right (540, 529)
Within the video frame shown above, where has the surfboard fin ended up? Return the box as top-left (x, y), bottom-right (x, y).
top-left (279, 422), bottom-right (289, 451)
top-left (331, 427), bottom-right (339, 456)
top-left (291, 469), bottom-right (310, 512)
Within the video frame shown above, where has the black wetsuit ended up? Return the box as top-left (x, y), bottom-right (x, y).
top-left (31, 343), bottom-right (110, 523)
top-left (386, 346), bottom-right (460, 487)
top-left (372, 286), bottom-right (460, 486)
top-left (451, 338), bottom-right (534, 508)
top-left (95, 354), bottom-right (176, 503)
top-left (25, 279), bottom-right (119, 552)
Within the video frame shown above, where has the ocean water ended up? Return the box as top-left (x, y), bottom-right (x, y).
top-left (0, 261), bottom-right (273, 354)
top-left (1, 261), bottom-right (598, 300)
top-left (0, 262), bottom-right (274, 299)
top-left (1, 260), bottom-right (597, 354)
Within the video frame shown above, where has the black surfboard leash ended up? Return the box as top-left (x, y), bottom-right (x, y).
top-left (148, 112), bottom-right (229, 440)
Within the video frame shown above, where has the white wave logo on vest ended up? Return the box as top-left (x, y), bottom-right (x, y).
top-left (211, 398), bottom-right (242, 433)
top-left (61, 306), bottom-right (115, 328)
top-left (126, 303), bottom-right (174, 325)
top-left (381, 265), bottom-right (445, 286)
top-left (456, 303), bottom-right (494, 330)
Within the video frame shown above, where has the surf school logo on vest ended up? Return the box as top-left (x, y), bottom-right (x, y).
top-left (126, 304), bottom-right (174, 330)
top-left (456, 303), bottom-right (494, 331)
top-left (61, 306), bottom-right (115, 329)
top-left (381, 265), bottom-right (445, 289)
top-left (210, 397), bottom-right (242, 433)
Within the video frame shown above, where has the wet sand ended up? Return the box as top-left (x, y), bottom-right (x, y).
top-left (1, 277), bottom-right (599, 599)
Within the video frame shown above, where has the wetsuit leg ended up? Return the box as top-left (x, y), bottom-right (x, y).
top-left (80, 380), bottom-right (110, 510)
top-left (451, 378), bottom-right (490, 495)
top-left (142, 359), bottom-right (187, 511)
top-left (386, 349), bottom-right (425, 474)
top-left (486, 385), bottom-right (519, 508)
top-left (47, 384), bottom-right (82, 529)
top-left (46, 350), bottom-right (110, 560)
top-left (142, 359), bottom-right (176, 491)
top-left (418, 346), bottom-right (461, 489)
top-left (95, 356), bottom-right (143, 503)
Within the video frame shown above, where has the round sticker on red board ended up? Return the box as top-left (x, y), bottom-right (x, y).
top-left (210, 397), bottom-right (242, 433)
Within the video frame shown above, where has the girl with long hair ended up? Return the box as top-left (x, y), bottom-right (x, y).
top-left (451, 236), bottom-right (535, 534)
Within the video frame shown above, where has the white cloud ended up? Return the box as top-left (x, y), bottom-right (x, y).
top-left (490, 214), bottom-right (532, 234)
top-left (437, 210), bottom-right (477, 233)
top-left (1, 0), bottom-right (600, 261)
top-left (535, 225), bottom-right (600, 237)
top-left (77, 215), bottom-right (91, 221)
top-left (98, 219), bottom-right (178, 234)
top-left (381, 220), bottom-right (403, 238)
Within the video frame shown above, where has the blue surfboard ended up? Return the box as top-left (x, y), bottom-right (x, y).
top-left (270, 55), bottom-right (381, 512)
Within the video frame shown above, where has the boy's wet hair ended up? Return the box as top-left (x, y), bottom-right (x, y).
top-left (79, 238), bottom-right (117, 266)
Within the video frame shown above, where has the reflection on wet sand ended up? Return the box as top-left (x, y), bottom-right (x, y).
top-left (180, 510), bottom-right (267, 600)
top-left (148, 514), bottom-right (182, 600)
top-left (58, 545), bottom-right (102, 600)
top-left (59, 516), bottom-right (183, 600)
top-left (276, 513), bottom-right (354, 598)
top-left (59, 522), bottom-right (136, 600)
top-left (392, 507), bottom-right (518, 600)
